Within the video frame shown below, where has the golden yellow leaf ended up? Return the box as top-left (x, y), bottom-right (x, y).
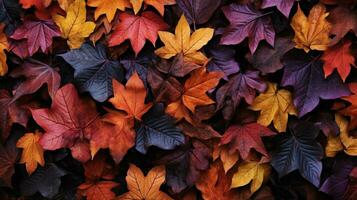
top-left (16, 131), bottom-right (45, 175)
top-left (231, 161), bottom-right (270, 193)
top-left (53, 0), bottom-right (96, 49)
top-left (87, 0), bottom-right (130, 22)
top-left (155, 15), bottom-right (213, 65)
top-left (130, 0), bottom-right (165, 15)
top-left (117, 164), bottom-right (172, 200)
top-left (57, 0), bottom-right (74, 11)
top-left (291, 3), bottom-right (331, 52)
top-left (336, 114), bottom-right (357, 156)
top-left (0, 24), bottom-right (8, 76)
top-left (249, 82), bottom-right (297, 133)
top-left (213, 144), bottom-right (239, 173)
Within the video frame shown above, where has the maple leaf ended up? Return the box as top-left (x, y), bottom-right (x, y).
top-left (19, 0), bottom-right (51, 9)
top-left (10, 19), bottom-right (60, 56)
top-left (271, 121), bottom-right (324, 187)
top-left (53, 0), bottom-right (95, 49)
top-left (31, 84), bottom-right (109, 162)
top-left (251, 36), bottom-right (294, 74)
top-left (249, 82), bottom-right (297, 133)
top-left (0, 23), bottom-right (8, 76)
top-left (78, 154), bottom-right (119, 200)
top-left (177, 0), bottom-right (221, 25)
top-left (129, 0), bottom-right (166, 16)
top-left (220, 123), bottom-right (275, 160)
top-left (0, 132), bottom-right (19, 187)
top-left (196, 162), bottom-right (242, 200)
top-left (213, 144), bottom-right (239, 173)
top-left (108, 11), bottom-right (168, 55)
top-left (20, 163), bottom-right (67, 199)
top-left (156, 140), bottom-right (211, 193)
top-left (216, 71), bottom-right (266, 120)
top-left (87, 0), bottom-right (130, 22)
top-left (220, 3), bottom-right (275, 54)
top-left (10, 60), bottom-right (61, 100)
top-left (16, 131), bottom-right (45, 175)
top-left (231, 161), bottom-right (271, 193)
top-left (109, 72), bottom-right (153, 120)
top-left (281, 50), bottom-right (350, 117)
top-left (261, 0), bottom-right (295, 17)
top-left (291, 3), bottom-right (331, 52)
top-left (91, 109), bottom-right (135, 163)
top-left (155, 15), bottom-right (214, 65)
top-left (327, 6), bottom-right (357, 46)
top-left (321, 40), bottom-right (356, 82)
top-left (117, 164), bottom-right (173, 200)
top-left (60, 43), bottom-right (124, 102)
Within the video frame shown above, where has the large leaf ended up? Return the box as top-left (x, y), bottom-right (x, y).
top-left (20, 164), bottom-right (67, 198)
top-left (271, 121), bottom-right (324, 187)
top-left (281, 49), bottom-right (350, 117)
top-left (220, 3), bottom-right (275, 53)
top-left (60, 43), bottom-right (123, 102)
top-left (135, 104), bottom-right (185, 154)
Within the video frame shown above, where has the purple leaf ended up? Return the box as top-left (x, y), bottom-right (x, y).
top-left (220, 3), bottom-right (275, 53)
top-left (10, 19), bottom-right (60, 56)
top-left (216, 70), bottom-right (266, 119)
top-left (176, 0), bottom-right (221, 25)
top-left (320, 155), bottom-right (357, 199)
top-left (206, 45), bottom-right (239, 80)
top-left (261, 0), bottom-right (296, 18)
top-left (281, 50), bottom-right (350, 117)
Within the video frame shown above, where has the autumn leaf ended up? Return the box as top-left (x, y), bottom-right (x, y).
top-left (177, 0), bottom-right (221, 25)
top-left (220, 3), bottom-right (275, 53)
top-left (291, 3), bottom-right (331, 52)
top-left (109, 72), bottom-right (153, 120)
top-left (321, 40), bottom-right (356, 82)
top-left (213, 144), bottom-right (239, 173)
top-left (219, 123), bottom-right (276, 160)
top-left (31, 84), bottom-right (110, 162)
top-left (231, 161), bottom-right (271, 193)
top-left (10, 19), bottom-right (60, 56)
top-left (16, 131), bottom-right (45, 175)
top-left (57, 0), bottom-right (74, 11)
top-left (130, 0), bottom-right (166, 15)
top-left (19, 0), bottom-right (51, 9)
top-left (196, 162), bottom-right (242, 200)
top-left (0, 24), bottom-right (8, 76)
top-left (249, 82), bottom-right (297, 133)
top-left (166, 67), bottom-right (223, 121)
top-left (117, 164), bottom-right (172, 200)
top-left (261, 0), bottom-right (295, 18)
top-left (341, 83), bottom-right (357, 129)
top-left (332, 114), bottom-right (357, 156)
top-left (53, 0), bottom-right (95, 49)
top-left (87, 0), bottom-right (130, 22)
top-left (155, 15), bottom-right (214, 65)
top-left (108, 11), bottom-right (168, 55)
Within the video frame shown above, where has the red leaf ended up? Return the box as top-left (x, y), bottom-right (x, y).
top-left (108, 11), bottom-right (168, 55)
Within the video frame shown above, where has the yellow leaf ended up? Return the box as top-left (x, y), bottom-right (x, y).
top-left (16, 131), bottom-right (45, 175)
top-left (325, 135), bottom-right (343, 157)
top-left (291, 3), bottom-right (331, 52)
top-left (87, 0), bottom-right (130, 22)
top-left (117, 164), bottom-right (172, 200)
top-left (57, 0), bottom-right (74, 11)
top-left (53, 0), bottom-right (96, 49)
top-left (336, 114), bottom-right (357, 156)
top-left (130, 0), bottom-right (165, 15)
top-left (155, 15), bottom-right (213, 65)
top-left (0, 24), bottom-right (8, 76)
top-left (250, 82), bottom-right (297, 133)
top-left (231, 161), bottom-right (270, 193)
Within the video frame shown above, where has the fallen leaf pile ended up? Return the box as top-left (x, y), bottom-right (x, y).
top-left (1, 0), bottom-right (357, 199)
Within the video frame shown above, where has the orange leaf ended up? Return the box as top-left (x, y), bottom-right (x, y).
top-left (341, 83), bottom-right (357, 129)
top-left (16, 131), bottom-right (45, 175)
top-left (19, 0), bottom-right (51, 9)
top-left (79, 181), bottom-right (119, 200)
top-left (87, 0), bottom-right (131, 22)
top-left (130, 0), bottom-right (165, 15)
top-left (322, 40), bottom-right (356, 82)
top-left (117, 164), bottom-right (172, 200)
top-left (109, 72), bottom-right (153, 120)
top-left (0, 24), bottom-right (8, 76)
